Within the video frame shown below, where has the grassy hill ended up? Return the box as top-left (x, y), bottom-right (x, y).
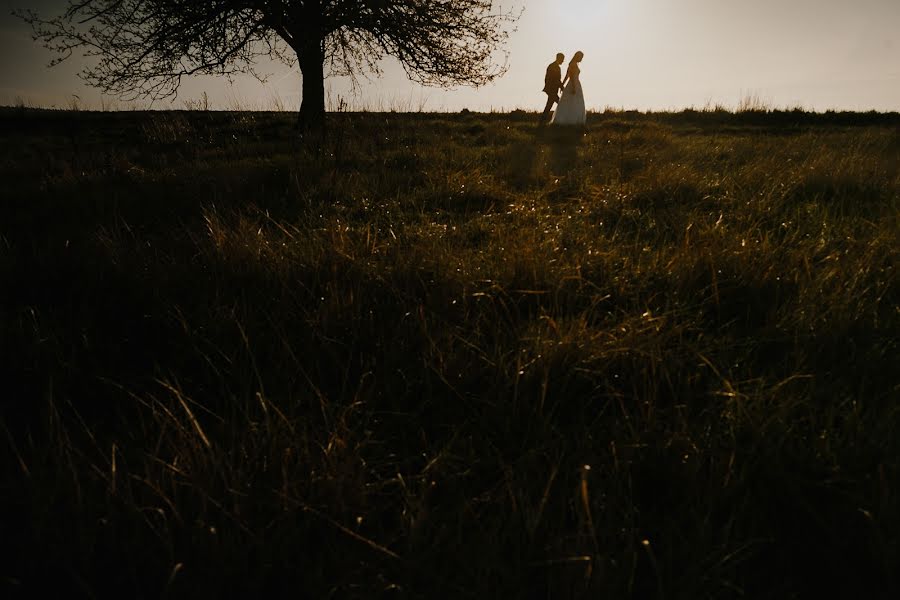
top-left (2, 107), bottom-right (898, 598)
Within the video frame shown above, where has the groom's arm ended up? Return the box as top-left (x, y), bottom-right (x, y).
top-left (544, 65), bottom-right (555, 89)
top-left (547, 63), bottom-right (562, 87)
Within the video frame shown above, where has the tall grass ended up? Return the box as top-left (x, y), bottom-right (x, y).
top-left (1, 107), bottom-right (898, 599)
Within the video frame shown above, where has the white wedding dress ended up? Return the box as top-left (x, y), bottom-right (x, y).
top-left (551, 63), bottom-right (586, 126)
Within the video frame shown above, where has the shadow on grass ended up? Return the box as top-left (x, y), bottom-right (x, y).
top-left (540, 126), bottom-right (584, 176)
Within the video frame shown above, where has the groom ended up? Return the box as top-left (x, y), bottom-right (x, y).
top-left (539, 53), bottom-right (565, 126)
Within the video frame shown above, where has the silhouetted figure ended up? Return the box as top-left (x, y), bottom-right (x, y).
top-left (552, 51), bottom-right (586, 126)
top-left (540, 53), bottom-right (565, 126)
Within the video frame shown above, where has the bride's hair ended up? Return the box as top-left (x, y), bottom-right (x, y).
top-left (571, 51), bottom-right (584, 64)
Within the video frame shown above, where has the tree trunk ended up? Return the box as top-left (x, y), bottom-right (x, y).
top-left (298, 44), bottom-right (325, 130)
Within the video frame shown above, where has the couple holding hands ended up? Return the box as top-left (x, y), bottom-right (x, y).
top-left (540, 51), bottom-right (587, 127)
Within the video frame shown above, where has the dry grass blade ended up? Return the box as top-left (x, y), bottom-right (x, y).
top-left (302, 504), bottom-right (401, 561)
top-left (157, 379), bottom-right (212, 450)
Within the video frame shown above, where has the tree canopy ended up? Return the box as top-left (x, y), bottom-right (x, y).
top-left (16, 1), bottom-right (521, 124)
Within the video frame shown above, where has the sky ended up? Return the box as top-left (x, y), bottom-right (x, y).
top-left (1, 0), bottom-right (898, 112)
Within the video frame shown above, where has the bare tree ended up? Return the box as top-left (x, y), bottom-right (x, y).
top-left (15, 1), bottom-right (521, 126)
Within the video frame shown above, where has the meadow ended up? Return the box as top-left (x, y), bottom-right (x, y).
top-left (1, 106), bottom-right (898, 599)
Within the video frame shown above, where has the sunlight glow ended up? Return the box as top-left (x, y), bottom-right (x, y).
top-left (1, 0), bottom-right (898, 111)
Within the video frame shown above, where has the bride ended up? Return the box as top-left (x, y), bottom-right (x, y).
top-left (551, 51), bottom-right (586, 126)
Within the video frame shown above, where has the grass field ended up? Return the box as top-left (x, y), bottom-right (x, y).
top-left (2, 107), bottom-right (899, 599)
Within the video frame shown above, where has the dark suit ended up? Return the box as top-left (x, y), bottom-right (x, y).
top-left (540, 61), bottom-right (563, 124)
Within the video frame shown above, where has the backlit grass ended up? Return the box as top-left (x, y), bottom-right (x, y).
top-left (2, 107), bottom-right (898, 599)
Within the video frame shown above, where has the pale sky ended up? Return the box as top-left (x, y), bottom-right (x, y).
top-left (1, 0), bottom-right (898, 112)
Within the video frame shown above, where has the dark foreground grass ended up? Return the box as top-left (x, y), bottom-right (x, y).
top-left (1, 107), bottom-right (899, 599)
